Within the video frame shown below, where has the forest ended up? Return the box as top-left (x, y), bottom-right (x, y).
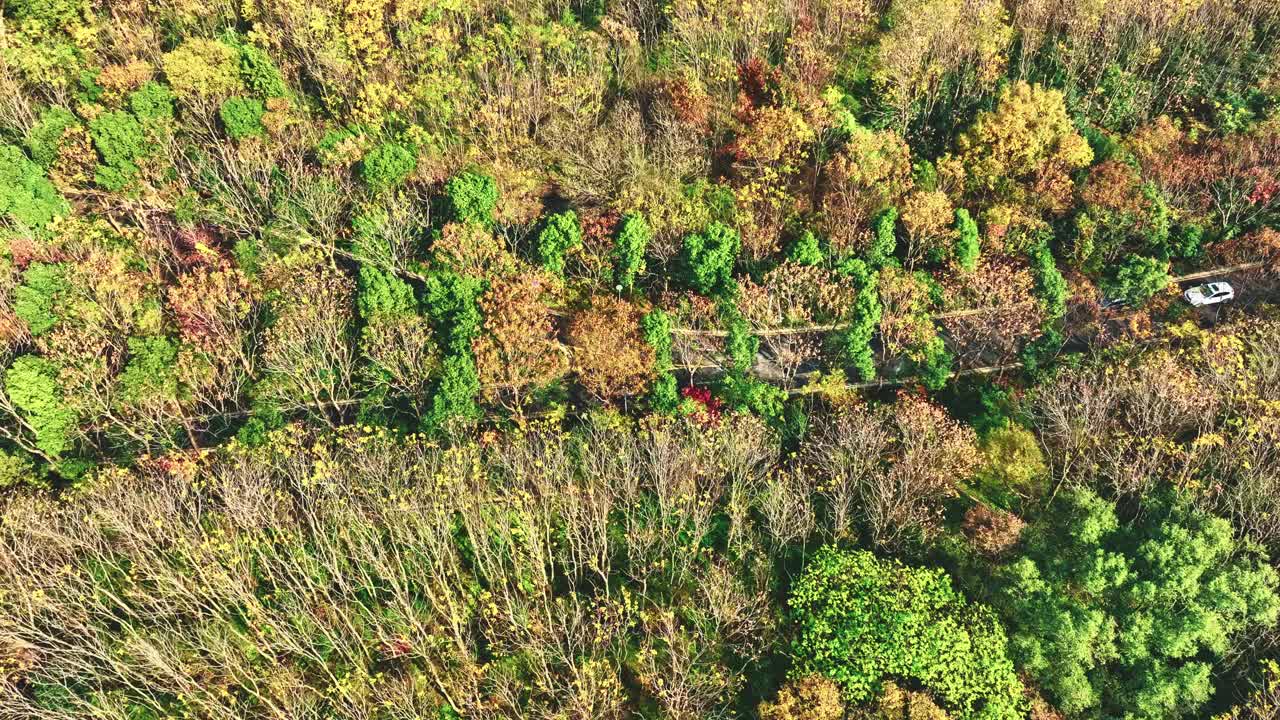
top-left (2, 0), bottom-right (1280, 718)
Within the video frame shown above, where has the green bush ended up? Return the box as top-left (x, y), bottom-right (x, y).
top-left (360, 143), bottom-right (417, 192)
top-left (1107, 254), bottom-right (1169, 306)
top-left (0, 144), bottom-right (68, 230)
top-left (868, 206), bottom-right (898, 266)
top-left (536, 210), bottom-right (582, 275)
top-left (88, 110), bottom-right (146, 190)
top-left (679, 222), bottom-right (740, 297)
top-left (26, 106), bottom-right (79, 168)
top-left (444, 170), bottom-right (498, 226)
top-left (12, 262), bottom-right (68, 337)
top-left (836, 258), bottom-right (881, 381)
top-left (5, 355), bottom-right (76, 459)
top-left (1027, 240), bottom-right (1067, 319)
top-left (422, 271), bottom-right (483, 432)
top-left (611, 212), bottom-right (649, 293)
top-left (997, 489), bottom-right (1280, 719)
top-left (953, 208), bottom-right (980, 271)
top-left (641, 308), bottom-right (680, 414)
top-left (786, 230), bottom-right (824, 266)
top-left (791, 547), bottom-right (1025, 720)
top-left (237, 43), bottom-right (288, 98)
top-left (357, 265), bottom-right (418, 320)
top-left (128, 82), bottom-right (175, 124)
top-left (219, 96), bottom-right (266, 139)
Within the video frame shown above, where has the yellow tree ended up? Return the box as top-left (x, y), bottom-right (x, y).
top-left (950, 81), bottom-right (1093, 222)
top-left (818, 124), bottom-right (913, 255)
top-left (900, 188), bottom-right (955, 268)
top-left (876, 0), bottom-right (1011, 133)
top-left (731, 103), bottom-right (816, 260)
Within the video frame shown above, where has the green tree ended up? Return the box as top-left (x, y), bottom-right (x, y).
top-left (118, 336), bottom-right (180, 405)
top-left (536, 210), bottom-right (582, 275)
top-left (996, 489), bottom-right (1280, 720)
top-left (5, 356), bottom-right (76, 459)
top-left (356, 265), bottom-right (417, 320)
top-left (1138, 183), bottom-right (1172, 256)
top-left (1107, 254), bottom-right (1169, 306)
top-left (974, 424), bottom-right (1048, 503)
top-left (162, 38), bottom-right (244, 103)
top-left (0, 144), bottom-right (69, 230)
top-left (0, 449), bottom-right (38, 489)
top-left (679, 222), bottom-right (740, 297)
top-left (236, 43), bottom-right (288, 98)
top-left (787, 230), bottom-right (825, 266)
top-left (13, 262), bottom-right (68, 337)
top-left (1170, 224), bottom-right (1204, 261)
top-left (1021, 326), bottom-right (1064, 376)
top-left (611, 212), bottom-right (649, 293)
top-left (790, 547), bottom-right (1025, 720)
top-left (715, 298), bottom-right (785, 422)
top-left (1027, 241), bottom-right (1067, 319)
top-left (914, 335), bottom-right (954, 390)
top-left (722, 302), bottom-right (757, 375)
top-left (360, 143), bottom-right (416, 192)
top-left (1023, 239), bottom-right (1068, 373)
top-left (641, 307), bottom-right (679, 414)
top-left (88, 110), bottom-right (146, 190)
top-left (717, 373), bottom-right (786, 422)
top-left (444, 170), bottom-right (498, 226)
top-left (422, 271), bottom-right (483, 432)
top-left (26, 106), bottom-right (79, 168)
top-left (129, 82), bottom-right (175, 125)
top-left (953, 208), bottom-right (980, 272)
top-left (6, 0), bottom-right (84, 30)
top-left (868, 207), bottom-right (898, 266)
top-left (219, 96), bottom-right (266, 139)
top-left (954, 82), bottom-right (1093, 214)
top-left (836, 259), bottom-right (881, 381)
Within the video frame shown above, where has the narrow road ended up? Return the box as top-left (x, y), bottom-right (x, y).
top-left (673, 261), bottom-right (1277, 391)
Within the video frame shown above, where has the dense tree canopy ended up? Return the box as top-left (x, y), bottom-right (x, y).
top-left (791, 547), bottom-right (1024, 720)
top-left (2, 0), bottom-right (1280, 718)
top-left (996, 489), bottom-right (1280, 719)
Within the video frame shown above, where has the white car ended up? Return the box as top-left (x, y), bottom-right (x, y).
top-left (1183, 281), bottom-right (1235, 307)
